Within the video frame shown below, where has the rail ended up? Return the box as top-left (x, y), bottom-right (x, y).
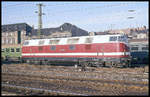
top-left (2, 84), bottom-right (89, 96)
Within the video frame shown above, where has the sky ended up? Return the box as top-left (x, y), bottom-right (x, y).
top-left (2, 1), bottom-right (149, 32)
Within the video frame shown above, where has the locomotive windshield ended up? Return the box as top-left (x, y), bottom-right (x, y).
top-left (109, 35), bottom-right (127, 42)
top-left (109, 36), bottom-right (117, 41)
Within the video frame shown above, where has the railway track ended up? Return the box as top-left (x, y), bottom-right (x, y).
top-left (2, 72), bottom-right (149, 95)
top-left (2, 84), bottom-right (88, 96)
top-left (2, 72), bottom-right (148, 87)
top-left (2, 73), bottom-right (100, 95)
top-left (2, 66), bottom-right (148, 82)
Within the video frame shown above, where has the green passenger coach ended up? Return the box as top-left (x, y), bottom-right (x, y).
top-left (2, 45), bottom-right (22, 62)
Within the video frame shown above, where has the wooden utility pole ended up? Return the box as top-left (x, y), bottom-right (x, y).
top-left (35, 3), bottom-right (45, 38)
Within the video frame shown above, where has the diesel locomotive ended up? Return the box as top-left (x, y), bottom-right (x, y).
top-left (22, 34), bottom-right (131, 67)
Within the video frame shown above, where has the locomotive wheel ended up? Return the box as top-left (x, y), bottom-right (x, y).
top-left (103, 62), bottom-right (106, 67)
top-left (122, 63), bottom-right (128, 68)
top-left (39, 61), bottom-right (42, 65)
top-left (110, 62), bottom-right (117, 68)
top-left (88, 62), bottom-right (93, 67)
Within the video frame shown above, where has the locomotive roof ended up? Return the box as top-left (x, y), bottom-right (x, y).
top-left (23, 34), bottom-right (128, 46)
top-left (28, 34), bottom-right (125, 40)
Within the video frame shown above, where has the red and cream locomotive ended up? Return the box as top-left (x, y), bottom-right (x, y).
top-left (22, 34), bottom-right (130, 67)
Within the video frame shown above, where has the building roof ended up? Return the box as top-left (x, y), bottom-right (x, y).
top-left (129, 38), bottom-right (149, 43)
top-left (94, 31), bottom-right (109, 35)
top-left (31, 23), bottom-right (89, 37)
top-left (108, 26), bottom-right (149, 35)
top-left (2, 23), bottom-right (32, 34)
top-left (1, 23), bottom-right (89, 37)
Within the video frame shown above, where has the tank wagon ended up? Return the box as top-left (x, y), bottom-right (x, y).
top-left (22, 34), bottom-right (130, 67)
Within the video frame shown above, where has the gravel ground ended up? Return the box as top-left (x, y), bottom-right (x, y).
top-left (2, 72), bottom-right (148, 96)
top-left (2, 63), bottom-right (148, 82)
top-left (1, 63), bottom-right (149, 96)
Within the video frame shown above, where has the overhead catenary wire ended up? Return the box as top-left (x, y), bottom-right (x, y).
top-left (2, 2), bottom-right (136, 16)
top-left (2, 3), bottom-right (132, 21)
top-left (2, 2), bottom-right (146, 31)
top-left (2, 3), bottom-right (33, 8)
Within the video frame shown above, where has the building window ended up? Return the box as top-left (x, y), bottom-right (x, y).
top-left (2, 39), bottom-right (4, 44)
top-left (2, 33), bottom-right (5, 37)
top-left (6, 39), bottom-right (8, 44)
top-left (16, 48), bottom-right (20, 52)
top-left (10, 38), bottom-right (12, 44)
top-left (6, 33), bottom-right (8, 36)
top-left (142, 47), bottom-right (148, 50)
top-left (11, 48), bottom-right (14, 52)
top-left (11, 38), bottom-right (15, 44)
top-left (50, 46), bottom-right (56, 50)
top-left (69, 45), bottom-right (75, 50)
top-left (3, 38), bottom-right (6, 44)
top-left (6, 48), bottom-right (9, 52)
top-left (10, 33), bottom-right (13, 36)
top-left (2, 33), bottom-right (4, 37)
top-left (1, 49), bottom-right (4, 52)
top-left (8, 38), bottom-right (12, 44)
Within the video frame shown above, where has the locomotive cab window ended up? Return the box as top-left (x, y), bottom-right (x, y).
top-left (118, 36), bottom-right (126, 42)
top-left (109, 36), bottom-right (117, 41)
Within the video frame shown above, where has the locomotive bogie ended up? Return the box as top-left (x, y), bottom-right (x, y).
top-left (22, 56), bottom-right (130, 68)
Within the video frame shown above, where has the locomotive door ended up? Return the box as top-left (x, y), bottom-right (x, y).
top-left (96, 45), bottom-right (104, 57)
top-left (5, 48), bottom-right (10, 61)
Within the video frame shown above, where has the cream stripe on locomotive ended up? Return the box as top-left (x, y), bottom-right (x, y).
top-left (22, 52), bottom-right (130, 56)
top-left (23, 34), bottom-right (128, 46)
